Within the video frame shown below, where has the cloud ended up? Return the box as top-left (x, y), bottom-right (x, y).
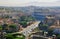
top-left (0, 0), bottom-right (60, 6)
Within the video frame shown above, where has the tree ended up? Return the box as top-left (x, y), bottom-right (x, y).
top-left (38, 21), bottom-right (48, 31)
top-left (0, 26), bottom-right (2, 31)
top-left (19, 21), bottom-right (27, 28)
top-left (9, 24), bottom-right (17, 33)
top-left (57, 34), bottom-right (60, 39)
top-left (48, 28), bottom-right (54, 36)
top-left (2, 24), bottom-right (9, 33)
top-left (2, 24), bottom-right (8, 30)
top-left (5, 34), bottom-right (14, 39)
top-left (9, 24), bottom-right (17, 28)
top-left (5, 33), bottom-right (25, 39)
top-left (19, 16), bottom-right (35, 28)
top-left (0, 25), bottom-right (4, 39)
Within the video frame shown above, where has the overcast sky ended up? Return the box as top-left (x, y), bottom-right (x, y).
top-left (0, 0), bottom-right (60, 6)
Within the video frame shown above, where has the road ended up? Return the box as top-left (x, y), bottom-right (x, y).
top-left (11, 21), bottom-right (40, 37)
top-left (21, 21), bottom-right (40, 36)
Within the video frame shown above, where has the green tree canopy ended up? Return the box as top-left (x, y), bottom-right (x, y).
top-left (5, 33), bottom-right (25, 39)
top-left (0, 25), bottom-right (2, 30)
top-left (9, 24), bottom-right (17, 28)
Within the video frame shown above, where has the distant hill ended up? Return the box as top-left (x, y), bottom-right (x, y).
top-left (0, 6), bottom-right (60, 16)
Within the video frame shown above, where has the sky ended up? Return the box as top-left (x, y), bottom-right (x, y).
top-left (0, 0), bottom-right (60, 7)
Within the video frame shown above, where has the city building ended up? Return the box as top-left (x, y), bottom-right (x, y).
top-left (30, 32), bottom-right (52, 39)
